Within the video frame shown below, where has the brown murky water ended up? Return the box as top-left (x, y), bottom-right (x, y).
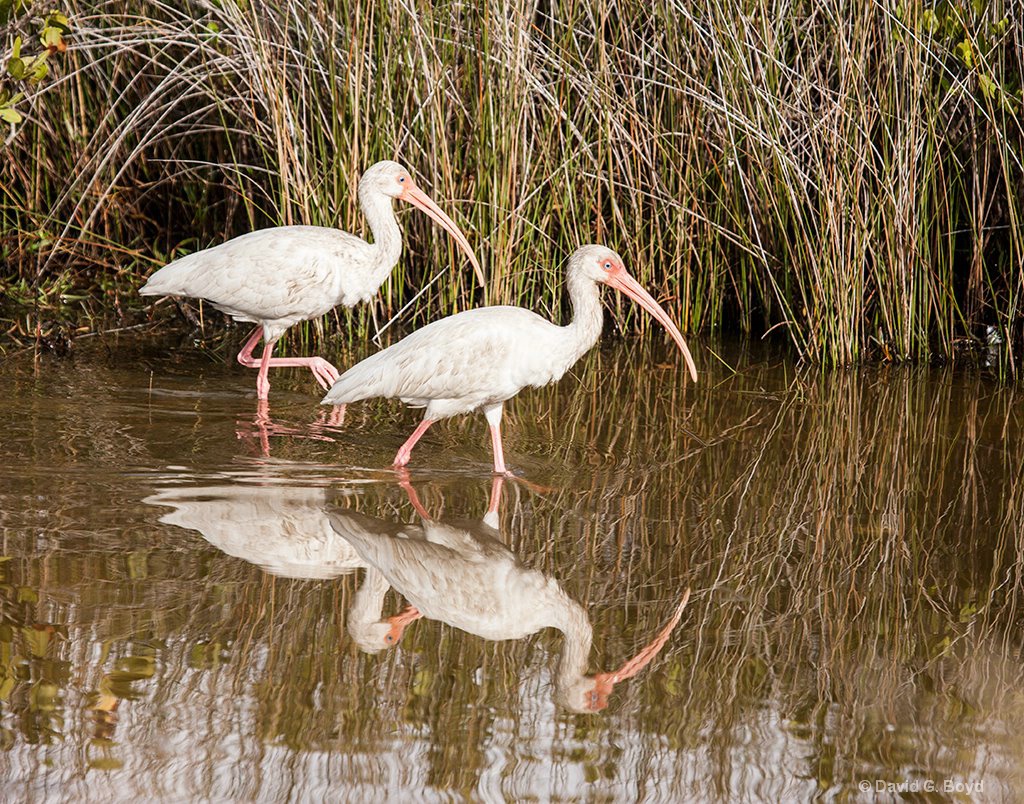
top-left (1, 333), bottom-right (1022, 800)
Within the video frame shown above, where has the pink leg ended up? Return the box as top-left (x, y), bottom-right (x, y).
top-left (489, 422), bottom-right (507, 475)
top-left (235, 327), bottom-right (340, 394)
top-left (483, 404), bottom-right (509, 475)
top-left (256, 338), bottom-right (274, 401)
top-left (237, 326), bottom-right (263, 365)
top-left (257, 354), bottom-right (340, 391)
top-left (235, 328), bottom-right (274, 399)
top-left (393, 419), bottom-right (435, 467)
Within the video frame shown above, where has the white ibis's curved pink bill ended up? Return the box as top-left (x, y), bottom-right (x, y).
top-left (401, 183), bottom-right (485, 287)
top-left (605, 269), bottom-right (698, 383)
top-left (586, 587), bottom-right (692, 711)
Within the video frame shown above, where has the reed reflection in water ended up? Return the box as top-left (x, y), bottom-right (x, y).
top-left (0, 337), bottom-right (1022, 799)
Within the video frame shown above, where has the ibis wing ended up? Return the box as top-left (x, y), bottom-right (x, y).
top-left (324, 306), bottom-right (558, 405)
top-left (140, 227), bottom-right (368, 322)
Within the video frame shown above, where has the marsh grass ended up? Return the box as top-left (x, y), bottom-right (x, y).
top-left (1, 0), bottom-right (1022, 368)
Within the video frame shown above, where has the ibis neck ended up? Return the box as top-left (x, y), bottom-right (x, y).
top-left (359, 187), bottom-right (403, 282)
top-left (551, 591), bottom-right (594, 690)
top-left (564, 269), bottom-right (605, 361)
top-left (350, 566), bottom-right (389, 628)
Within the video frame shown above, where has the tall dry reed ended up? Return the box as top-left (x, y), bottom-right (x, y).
top-left (1, 0), bottom-right (1021, 367)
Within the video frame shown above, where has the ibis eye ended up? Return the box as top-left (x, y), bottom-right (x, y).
top-left (386, 634), bottom-right (394, 643)
top-left (603, 261), bottom-right (613, 271)
top-left (398, 176), bottom-right (406, 183)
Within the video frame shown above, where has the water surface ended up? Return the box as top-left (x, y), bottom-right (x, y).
top-left (1, 334), bottom-right (1022, 800)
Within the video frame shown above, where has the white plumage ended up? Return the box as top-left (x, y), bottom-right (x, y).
top-left (140, 161), bottom-right (483, 400)
top-left (143, 484), bottom-right (363, 579)
top-left (142, 482), bottom-right (409, 650)
top-left (322, 244), bottom-right (699, 472)
top-left (142, 227), bottom-right (371, 331)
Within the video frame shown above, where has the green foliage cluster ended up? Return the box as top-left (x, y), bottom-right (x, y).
top-left (0, 1), bottom-right (1021, 369)
top-left (0, 4), bottom-right (69, 124)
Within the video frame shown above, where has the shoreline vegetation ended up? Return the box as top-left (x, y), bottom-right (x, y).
top-left (1, 1), bottom-right (1021, 371)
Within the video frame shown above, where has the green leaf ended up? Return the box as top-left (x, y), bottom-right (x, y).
top-left (11, 35), bottom-right (21, 60)
top-left (46, 11), bottom-right (71, 33)
top-left (28, 59), bottom-right (49, 84)
top-left (978, 73), bottom-right (998, 100)
top-left (0, 107), bottom-right (22, 124)
top-left (921, 9), bottom-right (939, 35)
top-left (7, 56), bottom-right (25, 80)
top-left (41, 27), bottom-right (64, 49)
top-left (955, 40), bottom-right (974, 68)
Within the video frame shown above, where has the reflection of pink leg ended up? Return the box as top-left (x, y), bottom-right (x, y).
top-left (487, 475), bottom-right (504, 517)
top-left (235, 399), bottom-right (272, 455)
top-left (238, 398), bottom-right (336, 454)
top-left (397, 472), bottom-right (431, 520)
top-left (393, 419), bottom-right (435, 467)
top-left (235, 326), bottom-right (340, 394)
top-left (325, 405), bottom-right (346, 427)
top-left (254, 398), bottom-right (271, 456)
top-left (385, 604), bottom-right (423, 644)
top-left (480, 475), bottom-right (505, 529)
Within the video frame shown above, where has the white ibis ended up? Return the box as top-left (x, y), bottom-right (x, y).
top-left (322, 244), bottom-right (698, 473)
top-left (328, 477), bottom-right (691, 712)
top-left (140, 161), bottom-right (484, 400)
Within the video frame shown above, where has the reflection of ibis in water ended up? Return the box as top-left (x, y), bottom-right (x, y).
top-left (143, 484), bottom-right (363, 580)
top-left (328, 476), bottom-right (690, 712)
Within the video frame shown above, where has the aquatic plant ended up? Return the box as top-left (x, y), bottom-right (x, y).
top-left (1, 0), bottom-right (1021, 370)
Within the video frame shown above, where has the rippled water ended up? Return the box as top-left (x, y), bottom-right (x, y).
top-left (1, 333), bottom-right (1022, 800)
